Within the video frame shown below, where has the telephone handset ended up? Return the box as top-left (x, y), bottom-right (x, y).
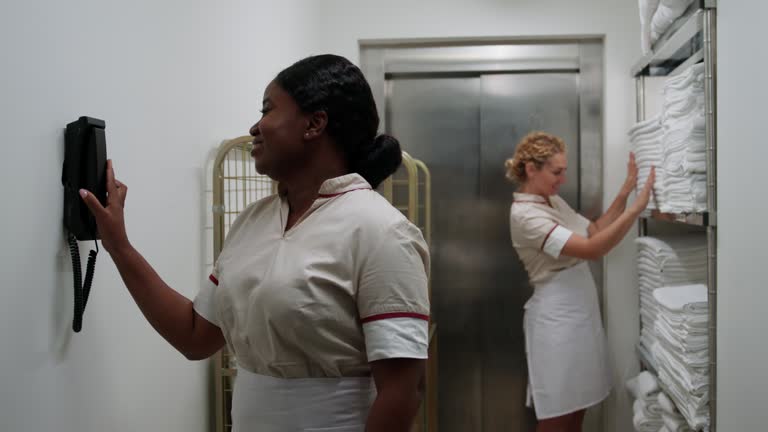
top-left (61, 116), bottom-right (108, 332)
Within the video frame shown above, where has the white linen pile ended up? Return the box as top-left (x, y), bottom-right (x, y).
top-left (635, 234), bottom-right (707, 370)
top-left (629, 115), bottom-right (664, 211)
top-left (650, 0), bottom-right (695, 46)
top-left (659, 391), bottom-right (694, 432)
top-left (627, 371), bottom-right (664, 432)
top-left (652, 284), bottom-right (710, 430)
top-left (627, 63), bottom-right (707, 214)
top-left (639, 0), bottom-right (661, 54)
top-left (659, 63), bottom-right (707, 213)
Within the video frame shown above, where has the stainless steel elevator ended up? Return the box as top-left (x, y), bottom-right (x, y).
top-left (361, 39), bottom-right (604, 432)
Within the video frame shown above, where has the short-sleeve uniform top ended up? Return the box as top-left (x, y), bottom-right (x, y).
top-left (194, 174), bottom-right (430, 378)
top-left (509, 192), bottom-right (592, 285)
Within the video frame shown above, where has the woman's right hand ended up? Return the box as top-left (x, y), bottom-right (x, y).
top-left (80, 159), bottom-right (131, 255)
top-left (619, 152), bottom-right (639, 198)
top-left (630, 167), bottom-right (655, 215)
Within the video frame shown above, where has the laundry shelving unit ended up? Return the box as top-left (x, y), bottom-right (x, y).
top-left (211, 139), bottom-right (437, 432)
top-left (632, 0), bottom-right (717, 430)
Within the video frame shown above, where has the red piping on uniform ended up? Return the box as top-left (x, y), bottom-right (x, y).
top-left (361, 312), bottom-right (430, 324)
top-left (541, 224), bottom-right (559, 251)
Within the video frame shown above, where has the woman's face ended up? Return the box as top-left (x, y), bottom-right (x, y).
top-left (249, 81), bottom-right (309, 179)
top-left (528, 152), bottom-right (567, 196)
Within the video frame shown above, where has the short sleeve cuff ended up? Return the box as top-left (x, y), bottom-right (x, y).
top-left (363, 317), bottom-right (429, 361)
top-left (542, 225), bottom-right (573, 259)
top-left (193, 274), bottom-right (220, 327)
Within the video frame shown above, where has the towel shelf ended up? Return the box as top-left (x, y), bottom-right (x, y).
top-left (633, 3), bottom-right (717, 430)
top-left (641, 210), bottom-right (712, 227)
top-left (631, 0), bottom-right (717, 77)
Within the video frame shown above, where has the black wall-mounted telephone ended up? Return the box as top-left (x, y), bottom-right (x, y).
top-left (61, 116), bottom-right (108, 332)
top-left (63, 116), bottom-right (107, 239)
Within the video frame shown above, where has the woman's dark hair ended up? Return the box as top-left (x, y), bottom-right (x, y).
top-left (274, 54), bottom-right (401, 189)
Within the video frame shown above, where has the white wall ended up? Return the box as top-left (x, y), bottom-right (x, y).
top-left (311, 1), bottom-right (642, 430)
top-left (716, 2), bottom-right (768, 430)
top-left (0, 1), bottom-right (314, 431)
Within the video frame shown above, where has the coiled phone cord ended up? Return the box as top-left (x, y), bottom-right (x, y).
top-left (68, 233), bottom-right (98, 332)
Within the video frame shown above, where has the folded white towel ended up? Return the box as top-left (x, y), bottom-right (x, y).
top-left (653, 285), bottom-right (708, 314)
top-left (636, 235), bottom-right (707, 254)
top-left (655, 315), bottom-right (709, 347)
top-left (658, 391), bottom-right (678, 415)
top-left (638, 372), bottom-right (661, 397)
top-left (664, 65), bottom-right (704, 91)
top-left (638, 243), bottom-right (706, 262)
top-left (663, 411), bottom-right (693, 432)
top-left (654, 335), bottom-right (709, 368)
top-left (640, 336), bottom-right (658, 361)
top-left (651, 3), bottom-right (679, 42)
top-left (645, 397), bottom-right (664, 417)
top-left (654, 344), bottom-right (709, 394)
top-left (639, 0), bottom-right (661, 53)
top-left (630, 115), bottom-right (663, 136)
top-left (634, 397), bottom-right (664, 420)
top-left (660, 312), bottom-right (708, 333)
top-left (627, 371), bottom-right (662, 400)
top-left (644, 62), bottom-right (709, 213)
top-left (657, 366), bottom-right (710, 430)
top-left (633, 409), bottom-right (664, 432)
top-left (659, 311), bottom-right (708, 332)
top-left (638, 253), bottom-right (707, 265)
top-left (637, 257), bottom-right (708, 272)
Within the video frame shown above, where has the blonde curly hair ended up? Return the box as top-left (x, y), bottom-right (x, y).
top-left (504, 131), bottom-right (567, 183)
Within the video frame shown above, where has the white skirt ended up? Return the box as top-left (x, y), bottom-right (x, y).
top-left (232, 367), bottom-right (376, 431)
top-left (524, 262), bottom-right (612, 419)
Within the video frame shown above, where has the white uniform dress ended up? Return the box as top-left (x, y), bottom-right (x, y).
top-left (509, 192), bottom-right (611, 419)
top-left (194, 174), bottom-right (431, 432)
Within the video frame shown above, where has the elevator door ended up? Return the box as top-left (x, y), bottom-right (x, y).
top-left (387, 72), bottom-right (582, 432)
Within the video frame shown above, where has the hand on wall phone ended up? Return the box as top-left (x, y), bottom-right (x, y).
top-left (79, 160), bottom-right (130, 255)
top-left (62, 117), bottom-right (107, 241)
top-left (61, 116), bottom-right (110, 332)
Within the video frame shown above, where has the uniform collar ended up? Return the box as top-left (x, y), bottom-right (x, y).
top-left (513, 192), bottom-right (550, 204)
top-left (317, 173), bottom-right (372, 197)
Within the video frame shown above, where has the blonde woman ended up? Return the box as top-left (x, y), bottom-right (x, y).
top-left (506, 132), bottom-right (655, 432)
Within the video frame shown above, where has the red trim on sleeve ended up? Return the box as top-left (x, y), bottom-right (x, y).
top-left (540, 224), bottom-right (559, 251)
top-left (361, 312), bottom-right (430, 324)
top-left (209, 274), bottom-right (219, 286)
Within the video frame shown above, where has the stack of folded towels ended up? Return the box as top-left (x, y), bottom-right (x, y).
top-left (658, 391), bottom-right (694, 432)
top-left (644, 0), bottom-right (695, 51)
top-left (635, 235), bottom-right (707, 369)
top-left (627, 63), bottom-right (708, 214)
top-left (629, 115), bottom-right (664, 212)
top-left (638, 0), bottom-right (660, 54)
top-left (627, 371), bottom-right (664, 432)
top-left (652, 284), bottom-right (710, 430)
top-left (659, 63), bottom-right (707, 213)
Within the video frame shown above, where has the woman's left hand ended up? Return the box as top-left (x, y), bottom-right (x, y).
top-left (620, 152), bottom-right (638, 197)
